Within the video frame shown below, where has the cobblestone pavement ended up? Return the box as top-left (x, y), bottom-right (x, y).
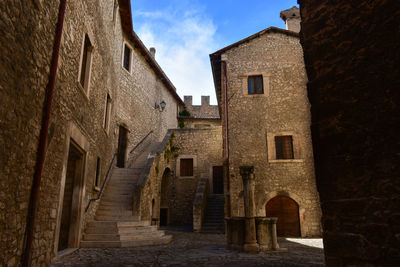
top-left (51, 229), bottom-right (325, 266)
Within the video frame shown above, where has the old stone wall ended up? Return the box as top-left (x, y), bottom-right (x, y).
top-left (0, 0), bottom-right (180, 266)
top-left (165, 127), bottom-right (223, 225)
top-left (299, 0), bottom-right (400, 265)
top-left (183, 95), bottom-right (220, 119)
top-left (220, 32), bottom-right (321, 237)
top-left (0, 1), bottom-right (60, 265)
top-left (180, 118), bottom-right (221, 129)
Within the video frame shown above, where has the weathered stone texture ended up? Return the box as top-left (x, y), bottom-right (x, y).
top-left (166, 127), bottom-right (223, 225)
top-left (299, 0), bottom-right (400, 265)
top-left (218, 31), bottom-right (321, 237)
top-left (0, 1), bottom-right (60, 265)
top-left (183, 95), bottom-right (220, 119)
top-left (0, 0), bottom-right (181, 266)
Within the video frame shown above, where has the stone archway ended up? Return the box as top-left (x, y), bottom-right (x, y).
top-left (160, 168), bottom-right (171, 226)
top-left (265, 196), bottom-right (300, 237)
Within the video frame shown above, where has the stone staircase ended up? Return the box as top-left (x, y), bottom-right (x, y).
top-left (201, 194), bottom-right (225, 234)
top-left (81, 144), bottom-right (173, 248)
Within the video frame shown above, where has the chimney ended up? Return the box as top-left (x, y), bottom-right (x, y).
top-left (280, 6), bottom-right (301, 33)
top-left (201, 96), bottom-right (210, 106)
top-left (184, 96), bottom-right (192, 107)
top-left (150, 47), bottom-right (156, 58)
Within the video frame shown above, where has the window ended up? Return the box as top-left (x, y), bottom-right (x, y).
top-left (103, 94), bottom-right (112, 132)
top-left (112, 0), bottom-right (118, 23)
top-left (123, 43), bottom-right (131, 72)
top-left (248, 75), bottom-right (264, 94)
top-left (180, 158), bottom-right (193, 176)
top-left (94, 157), bottom-right (101, 187)
top-left (79, 34), bottom-right (93, 92)
top-left (275, 136), bottom-right (294, 159)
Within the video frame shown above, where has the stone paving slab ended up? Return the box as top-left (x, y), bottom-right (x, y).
top-left (50, 230), bottom-right (325, 266)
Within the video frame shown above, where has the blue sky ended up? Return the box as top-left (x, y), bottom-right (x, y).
top-left (130, 0), bottom-right (299, 104)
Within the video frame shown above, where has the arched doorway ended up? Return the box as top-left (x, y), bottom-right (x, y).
top-left (160, 168), bottom-right (171, 226)
top-left (265, 196), bottom-right (300, 237)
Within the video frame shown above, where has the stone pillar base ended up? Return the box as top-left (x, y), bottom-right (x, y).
top-left (243, 243), bottom-right (259, 253)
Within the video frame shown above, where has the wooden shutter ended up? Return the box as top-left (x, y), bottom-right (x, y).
top-left (248, 75), bottom-right (264, 94)
top-left (275, 136), bottom-right (294, 159)
top-left (180, 159), bottom-right (193, 176)
top-left (123, 44), bottom-right (131, 71)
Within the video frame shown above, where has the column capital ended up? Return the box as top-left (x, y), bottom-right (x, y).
top-left (240, 166), bottom-right (254, 180)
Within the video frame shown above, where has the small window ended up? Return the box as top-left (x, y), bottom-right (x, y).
top-left (180, 158), bottom-right (193, 176)
top-left (95, 157), bottom-right (101, 187)
top-left (275, 136), bottom-right (294, 159)
top-left (248, 75), bottom-right (263, 94)
top-left (112, 0), bottom-right (118, 23)
top-left (79, 34), bottom-right (93, 91)
top-left (104, 94), bottom-right (112, 132)
top-left (123, 43), bottom-right (131, 71)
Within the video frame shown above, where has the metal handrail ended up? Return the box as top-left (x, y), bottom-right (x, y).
top-left (85, 151), bottom-right (117, 212)
top-left (129, 130), bottom-right (153, 154)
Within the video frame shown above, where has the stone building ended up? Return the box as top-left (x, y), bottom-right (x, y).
top-left (0, 0), bottom-right (183, 265)
top-left (179, 96), bottom-right (221, 129)
top-left (210, 6), bottom-right (322, 238)
top-left (299, 0), bottom-right (400, 265)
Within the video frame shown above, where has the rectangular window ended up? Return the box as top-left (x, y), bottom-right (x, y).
top-left (180, 158), bottom-right (193, 176)
top-left (123, 44), bottom-right (131, 71)
top-left (95, 157), bottom-right (101, 187)
top-left (275, 136), bottom-right (294, 159)
top-left (248, 75), bottom-right (264, 94)
top-left (80, 34), bottom-right (93, 91)
top-left (104, 94), bottom-right (112, 132)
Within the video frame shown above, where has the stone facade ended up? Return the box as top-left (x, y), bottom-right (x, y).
top-left (0, 0), bottom-right (182, 266)
top-left (299, 0), bottom-right (400, 265)
top-left (164, 127), bottom-right (223, 225)
top-left (179, 96), bottom-right (221, 129)
top-left (210, 10), bottom-right (321, 237)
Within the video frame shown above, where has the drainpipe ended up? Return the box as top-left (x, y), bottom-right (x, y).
top-left (22, 0), bottom-right (67, 266)
top-left (221, 60), bottom-right (231, 218)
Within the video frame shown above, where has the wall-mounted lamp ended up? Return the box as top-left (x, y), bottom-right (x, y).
top-left (155, 100), bottom-right (166, 112)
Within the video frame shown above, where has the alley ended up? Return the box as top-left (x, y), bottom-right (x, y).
top-left (50, 229), bottom-right (324, 266)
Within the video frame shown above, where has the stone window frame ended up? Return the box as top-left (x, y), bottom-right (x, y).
top-left (176, 155), bottom-right (197, 179)
top-left (266, 131), bottom-right (303, 163)
top-left (77, 32), bottom-right (94, 99)
top-left (121, 41), bottom-right (133, 74)
top-left (241, 72), bottom-right (271, 97)
top-left (54, 122), bottom-right (90, 254)
top-left (103, 92), bottom-right (112, 135)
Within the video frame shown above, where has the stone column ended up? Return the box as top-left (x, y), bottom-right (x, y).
top-left (240, 166), bottom-right (259, 252)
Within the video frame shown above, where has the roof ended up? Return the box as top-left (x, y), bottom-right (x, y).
top-left (209, 27), bottom-right (299, 109)
top-left (118, 0), bottom-right (184, 105)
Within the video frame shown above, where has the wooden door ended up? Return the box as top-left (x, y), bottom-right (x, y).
top-left (213, 166), bottom-right (224, 194)
top-left (265, 196), bottom-right (300, 237)
top-left (117, 126), bottom-right (128, 167)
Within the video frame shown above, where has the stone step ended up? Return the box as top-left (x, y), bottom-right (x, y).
top-left (83, 231), bottom-right (165, 241)
top-left (95, 215), bottom-right (140, 221)
top-left (96, 209), bottom-right (134, 217)
top-left (80, 235), bottom-right (173, 248)
top-left (86, 220), bottom-right (150, 228)
top-left (85, 225), bottom-right (157, 234)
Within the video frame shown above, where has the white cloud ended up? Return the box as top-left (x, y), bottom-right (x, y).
top-left (134, 5), bottom-right (221, 105)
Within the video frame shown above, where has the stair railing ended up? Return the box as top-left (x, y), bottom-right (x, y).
top-left (129, 130), bottom-right (154, 155)
top-left (85, 150), bottom-right (117, 213)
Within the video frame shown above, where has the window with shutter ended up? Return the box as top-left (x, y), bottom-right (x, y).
top-left (275, 136), bottom-right (294, 159)
top-left (79, 34), bottom-right (93, 92)
top-left (123, 44), bottom-right (131, 71)
top-left (248, 75), bottom-right (264, 94)
top-left (180, 158), bottom-right (193, 176)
